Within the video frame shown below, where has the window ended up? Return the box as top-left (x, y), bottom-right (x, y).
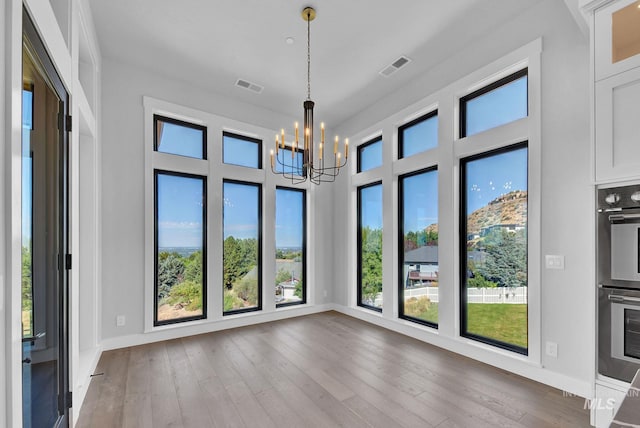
top-left (460, 69), bottom-right (528, 138)
top-left (223, 180), bottom-right (262, 314)
top-left (223, 131), bottom-right (262, 169)
top-left (155, 171), bottom-right (206, 325)
top-left (358, 181), bottom-right (383, 311)
top-left (357, 137), bottom-right (383, 172)
top-left (275, 187), bottom-right (306, 307)
top-left (274, 146), bottom-right (304, 176)
top-left (22, 87), bottom-right (34, 338)
top-left (460, 143), bottom-right (528, 354)
top-left (398, 111), bottom-right (438, 158)
top-left (398, 168), bottom-right (438, 327)
top-left (154, 115), bottom-right (207, 159)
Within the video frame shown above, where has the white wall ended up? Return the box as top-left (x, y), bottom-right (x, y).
top-left (0, 0), bottom-right (7, 422)
top-left (99, 59), bottom-right (335, 346)
top-left (333, 0), bottom-right (593, 396)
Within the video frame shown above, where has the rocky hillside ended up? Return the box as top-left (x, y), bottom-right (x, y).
top-left (466, 190), bottom-right (527, 234)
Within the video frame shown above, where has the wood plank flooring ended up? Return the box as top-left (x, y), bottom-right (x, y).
top-left (76, 311), bottom-right (590, 428)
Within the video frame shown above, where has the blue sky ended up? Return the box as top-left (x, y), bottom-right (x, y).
top-left (465, 146), bottom-right (527, 214)
top-left (122, 74), bottom-right (526, 248)
top-left (223, 181), bottom-right (259, 241)
top-left (157, 120), bottom-right (204, 159)
top-left (275, 188), bottom-right (304, 248)
top-left (157, 174), bottom-right (205, 248)
top-left (402, 170), bottom-right (438, 232)
top-left (360, 184), bottom-right (383, 230)
top-left (22, 90), bottom-right (33, 242)
top-left (402, 115), bottom-right (438, 157)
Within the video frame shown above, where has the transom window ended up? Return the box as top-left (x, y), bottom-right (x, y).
top-left (223, 131), bottom-right (262, 169)
top-left (357, 136), bottom-right (383, 173)
top-left (460, 68), bottom-right (528, 138)
top-left (398, 111), bottom-right (438, 158)
top-left (154, 115), bottom-right (207, 159)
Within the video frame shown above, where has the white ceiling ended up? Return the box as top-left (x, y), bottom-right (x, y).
top-left (88, 0), bottom-right (551, 128)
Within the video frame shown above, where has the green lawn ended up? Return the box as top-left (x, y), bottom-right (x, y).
top-left (467, 303), bottom-right (527, 348)
top-left (404, 300), bottom-right (527, 348)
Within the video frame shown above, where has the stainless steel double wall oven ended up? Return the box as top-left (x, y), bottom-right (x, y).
top-left (598, 185), bottom-right (640, 383)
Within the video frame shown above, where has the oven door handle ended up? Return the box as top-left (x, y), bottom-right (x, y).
top-left (608, 294), bottom-right (640, 304)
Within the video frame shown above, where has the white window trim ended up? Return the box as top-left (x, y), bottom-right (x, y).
top-left (346, 38), bottom-right (542, 365)
top-left (143, 96), bottom-right (313, 334)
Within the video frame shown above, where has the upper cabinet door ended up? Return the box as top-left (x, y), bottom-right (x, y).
top-left (595, 0), bottom-right (640, 81)
top-left (595, 66), bottom-right (640, 182)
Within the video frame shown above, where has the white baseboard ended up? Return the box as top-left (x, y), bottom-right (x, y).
top-left (100, 303), bottom-right (335, 351)
top-left (71, 345), bottom-right (103, 426)
top-left (331, 304), bottom-right (593, 399)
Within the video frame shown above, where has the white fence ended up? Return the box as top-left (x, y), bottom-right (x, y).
top-left (404, 286), bottom-right (527, 304)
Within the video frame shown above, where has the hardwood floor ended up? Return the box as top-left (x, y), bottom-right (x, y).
top-left (76, 311), bottom-right (590, 427)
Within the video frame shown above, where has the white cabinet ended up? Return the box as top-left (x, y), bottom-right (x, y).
top-left (594, 0), bottom-right (640, 82)
top-left (593, 382), bottom-right (627, 427)
top-left (595, 66), bottom-right (640, 181)
top-left (589, 0), bottom-right (640, 182)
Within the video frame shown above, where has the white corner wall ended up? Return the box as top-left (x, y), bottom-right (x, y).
top-left (332, 0), bottom-right (593, 397)
top-left (99, 59), bottom-right (335, 347)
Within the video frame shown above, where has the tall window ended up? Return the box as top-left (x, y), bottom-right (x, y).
top-left (357, 137), bottom-right (383, 172)
top-left (460, 143), bottom-right (528, 354)
top-left (398, 111), bottom-right (438, 158)
top-left (460, 69), bottom-right (528, 138)
top-left (275, 187), bottom-right (306, 307)
top-left (223, 131), bottom-right (262, 169)
top-left (398, 168), bottom-right (438, 326)
top-left (153, 115), bottom-right (207, 326)
top-left (155, 171), bottom-right (207, 325)
top-left (358, 182), bottom-right (383, 311)
top-left (223, 180), bottom-right (262, 314)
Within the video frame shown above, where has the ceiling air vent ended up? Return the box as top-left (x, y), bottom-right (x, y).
top-left (235, 79), bottom-right (263, 94)
top-left (379, 55), bottom-right (411, 77)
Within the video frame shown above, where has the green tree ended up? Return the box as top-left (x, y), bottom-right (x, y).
top-left (477, 229), bottom-right (527, 288)
top-left (361, 227), bottom-right (383, 304)
top-left (184, 250), bottom-right (203, 283)
top-left (158, 252), bottom-right (185, 299)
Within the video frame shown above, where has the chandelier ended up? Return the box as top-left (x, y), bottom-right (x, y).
top-left (270, 7), bottom-right (348, 185)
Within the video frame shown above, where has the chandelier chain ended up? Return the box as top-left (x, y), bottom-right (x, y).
top-left (307, 10), bottom-right (311, 101)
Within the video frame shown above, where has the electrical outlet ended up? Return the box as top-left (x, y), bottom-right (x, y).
top-left (116, 315), bottom-right (126, 327)
top-left (324, 290), bottom-right (328, 298)
top-left (546, 341), bottom-right (558, 358)
top-left (545, 255), bottom-right (565, 270)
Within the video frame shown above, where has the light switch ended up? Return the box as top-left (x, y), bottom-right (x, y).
top-left (545, 255), bottom-right (565, 270)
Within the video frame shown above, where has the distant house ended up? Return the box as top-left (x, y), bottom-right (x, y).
top-left (275, 278), bottom-right (300, 302)
top-left (479, 223), bottom-right (525, 237)
top-left (404, 246), bottom-right (439, 287)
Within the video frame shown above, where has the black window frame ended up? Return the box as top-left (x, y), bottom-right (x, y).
top-left (222, 131), bottom-right (263, 169)
top-left (357, 180), bottom-right (383, 312)
top-left (459, 68), bottom-right (528, 139)
top-left (459, 141), bottom-right (529, 355)
top-left (398, 166), bottom-right (438, 328)
top-left (357, 136), bottom-right (383, 173)
top-left (275, 186), bottom-right (307, 308)
top-left (398, 110), bottom-right (438, 159)
top-left (153, 114), bottom-right (208, 160)
top-left (222, 178), bottom-right (263, 316)
top-left (153, 169), bottom-right (208, 326)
